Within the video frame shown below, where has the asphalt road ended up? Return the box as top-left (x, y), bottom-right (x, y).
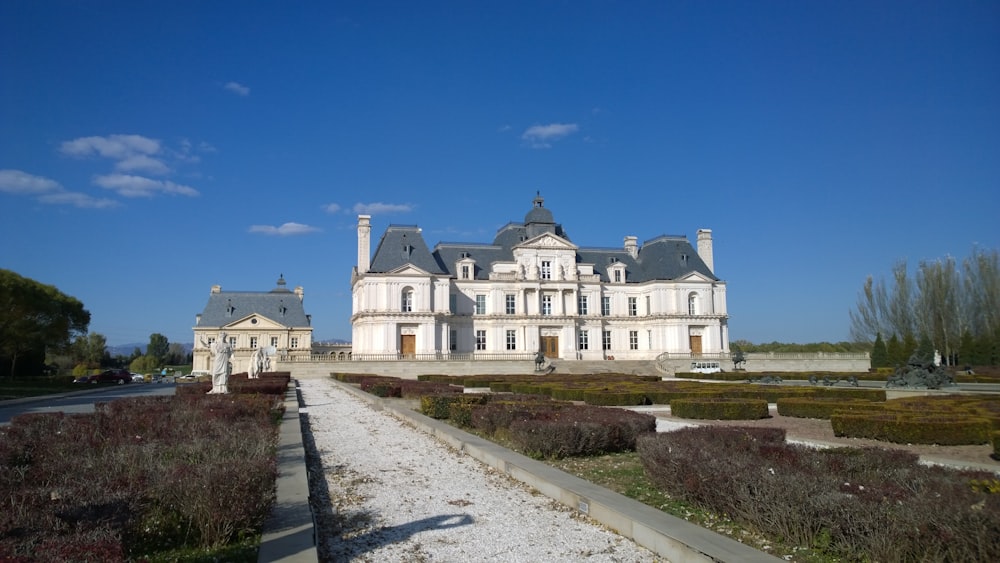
top-left (0, 382), bottom-right (177, 425)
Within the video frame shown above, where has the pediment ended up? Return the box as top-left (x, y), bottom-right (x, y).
top-left (678, 271), bottom-right (714, 283)
top-left (388, 264), bottom-right (433, 276)
top-left (515, 233), bottom-right (578, 251)
top-left (225, 314), bottom-right (288, 330)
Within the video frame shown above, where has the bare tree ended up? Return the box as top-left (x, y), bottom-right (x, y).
top-left (914, 256), bottom-right (961, 365)
top-left (964, 247), bottom-right (1000, 337)
top-left (850, 260), bottom-right (914, 343)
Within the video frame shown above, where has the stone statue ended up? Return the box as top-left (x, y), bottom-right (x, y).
top-left (534, 351), bottom-right (546, 372)
top-left (200, 331), bottom-right (233, 394)
top-left (249, 346), bottom-right (264, 379)
top-left (264, 353), bottom-right (271, 372)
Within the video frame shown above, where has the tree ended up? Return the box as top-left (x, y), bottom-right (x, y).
top-left (870, 333), bottom-right (888, 368)
top-left (147, 333), bottom-right (169, 365)
top-left (165, 343), bottom-right (187, 365)
top-left (71, 332), bottom-right (107, 369)
top-left (886, 334), bottom-right (904, 367)
top-left (0, 269), bottom-right (90, 377)
top-left (914, 257), bottom-right (961, 365)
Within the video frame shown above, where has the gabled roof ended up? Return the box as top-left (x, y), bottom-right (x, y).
top-left (364, 196), bottom-right (719, 283)
top-left (195, 276), bottom-right (311, 329)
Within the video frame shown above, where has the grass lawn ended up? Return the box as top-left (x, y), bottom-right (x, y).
top-left (0, 377), bottom-right (88, 400)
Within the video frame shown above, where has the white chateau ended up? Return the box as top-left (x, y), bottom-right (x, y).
top-left (350, 194), bottom-right (729, 360)
top-left (192, 276), bottom-right (314, 373)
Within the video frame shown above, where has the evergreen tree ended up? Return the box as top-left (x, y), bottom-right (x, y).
top-left (917, 333), bottom-right (935, 363)
top-left (871, 332), bottom-right (888, 368)
top-left (886, 334), bottom-right (903, 367)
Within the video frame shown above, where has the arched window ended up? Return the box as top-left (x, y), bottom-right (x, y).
top-left (688, 293), bottom-right (698, 316)
top-left (402, 288), bottom-right (414, 312)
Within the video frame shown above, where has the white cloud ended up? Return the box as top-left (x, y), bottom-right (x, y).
top-left (521, 123), bottom-right (579, 148)
top-left (0, 169), bottom-right (116, 209)
top-left (60, 134), bottom-right (160, 159)
top-left (38, 191), bottom-right (118, 209)
top-left (352, 202), bottom-right (414, 215)
top-left (323, 203), bottom-right (341, 213)
top-left (0, 169), bottom-right (61, 194)
top-left (249, 222), bottom-right (321, 236)
top-left (225, 81), bottom-right (250, 96)
top-left (93, 174), bottom-right (200, 197)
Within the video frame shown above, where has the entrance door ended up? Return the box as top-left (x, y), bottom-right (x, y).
top-left (689, 335), bottom-right (702, 356)
top-left (401, 334), bottom-right (416, 358)
top-left (541, 336), bottom-right (559, 359)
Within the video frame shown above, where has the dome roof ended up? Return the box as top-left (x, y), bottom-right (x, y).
top-left (524, 193), bottom-right (554, 225)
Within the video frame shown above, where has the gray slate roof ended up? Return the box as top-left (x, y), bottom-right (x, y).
top-left (366, 196), bottom-right (718, 283)
top-left (196, 276), bottom-right (312, 328)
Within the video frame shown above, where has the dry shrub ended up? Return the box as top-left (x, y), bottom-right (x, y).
top-left (507, 406), bottom-right (656, 458)
top-left (638, 426), bottom-right (1000, 561)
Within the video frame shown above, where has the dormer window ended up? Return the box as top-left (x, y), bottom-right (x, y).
top-left (461, 265), bottom-right (471, 279)
top-left (226, 299), bottom-right (234, 316)
top-left (402, 244), bottom-right (414, 259)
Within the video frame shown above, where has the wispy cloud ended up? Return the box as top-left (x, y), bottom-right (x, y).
top-left (352, 202), bottom-right (414, 215)
top-left (323, 203), bottom-right (341, 214)
top-left (224, 81), bottom-right (250, 96)
top-left (521, 123), bottom-right (579, 148)
top-left (61, 133), bottom-right (171, 175)
top-left (93, 174), bottom-right (199, 197)
top-left (0, 169), bottom-right (117, 208)
top-left (249, 222), bottom-right (321, 236)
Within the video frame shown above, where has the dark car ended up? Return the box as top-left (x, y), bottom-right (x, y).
top-left (91, 369), bottom-right (132, 385)
top-left (72, 375), bottom-right (93, 384)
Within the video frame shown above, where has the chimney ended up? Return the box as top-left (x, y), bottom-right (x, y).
top-left (697, 229), bottom-right (714, 273)
top-left (624, 236), bottom-right (638, 259)
top-left (357, 215), bottom-right (371, 274)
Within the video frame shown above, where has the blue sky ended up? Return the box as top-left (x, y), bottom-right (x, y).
top-left (2, 1), bottom-right (997, 347)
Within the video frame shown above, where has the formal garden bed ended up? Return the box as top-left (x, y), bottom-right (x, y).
top-left (339, 372), bottom-right (1000, 562)
top-left (0, 378), bottom-right (287, 562)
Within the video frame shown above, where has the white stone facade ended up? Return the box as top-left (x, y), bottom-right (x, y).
top-left (351, 196), bottom-right (728, 360)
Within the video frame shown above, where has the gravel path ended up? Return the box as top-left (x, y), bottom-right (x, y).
top-left (299, 378), bottom-right (662, 562)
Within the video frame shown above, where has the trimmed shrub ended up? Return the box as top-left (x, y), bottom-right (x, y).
top-left (582, 390), bottom-right (649, 406)
top-left (670, 398), bottom-right (769, 420)
top-left (506, 406), bottom-right (656, 458)
top-left (831, 413), bottom-right (992, 445)
top-left (359, 377), bottom-right (403, 398)
top-left (777, 397), bottom-right (887, 419)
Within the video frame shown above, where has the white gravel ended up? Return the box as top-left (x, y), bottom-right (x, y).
top-left (298, 378), bottom-right (663, 562)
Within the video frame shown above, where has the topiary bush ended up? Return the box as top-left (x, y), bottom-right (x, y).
top-left (670, 397), bottom-right (769, 420)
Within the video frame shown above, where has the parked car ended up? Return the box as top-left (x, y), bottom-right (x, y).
top-left (131, 372), bottom-right (146, 383)
top-left (91, 369), bottom-right (132, 385)
top-left (72, 375), bottom-right (93, 384)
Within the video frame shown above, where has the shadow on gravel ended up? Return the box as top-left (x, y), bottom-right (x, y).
top-left (299, 399), bottom-right (475, 560)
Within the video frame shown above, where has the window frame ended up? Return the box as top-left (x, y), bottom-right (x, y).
top-left (475, 330), bottom-right (487, 351)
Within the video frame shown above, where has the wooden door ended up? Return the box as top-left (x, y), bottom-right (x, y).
top-left (689, 335), bottom-right (702, 356)
top-left (401, 334), bottom-right (415, 358)
top-left (541, 336), bottom-right (559, 358)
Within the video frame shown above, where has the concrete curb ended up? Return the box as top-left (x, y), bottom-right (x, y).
top-left (331, 379), bottom-right (782, 563)
top-left (258, 380), bottom-right (318, 563)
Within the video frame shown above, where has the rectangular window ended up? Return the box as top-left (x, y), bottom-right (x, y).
top-left (505, 294), bottom-right (516, 315)
top-left (541, 260), bottom-right (551, 280)
top-left (270, 337), bottom-right (278, 348)
top-left (578, 295), bottom-right (588, 315)
top-left (688, 295), bottom-right (697, 315)
top-left (602, 330), bottom-right (612, 351)
top-left (449, 329), bottom-right (457, 351)
top-left (229, 336), bottom-right (237, 347)
top-left (601, 296), bottom-right (611, 316)
top-left (541, 294), bottom-right (552, 315)
top-left (290, 337), bottom-right (298, 349)
top-left (207, 337), bottom-right (215, 346)
top-left (250, 337), bottom-right (258, 349)
top-left (475, 330), bottom-right (486, 351)
top-left (614, 269), bottom-right (622, 283)
top-left (629, 330), bottom-right (638, 350)
top-left (628, 297), bottom-right (637, 317)
top-left (475, 294), bottom-right (486, 315)
top-left (578, 330), bottom-right (589, 350)
top-left (506, 329), bottom-right (516, 351)
top-left (402, 291), bottom-right (413, 312)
